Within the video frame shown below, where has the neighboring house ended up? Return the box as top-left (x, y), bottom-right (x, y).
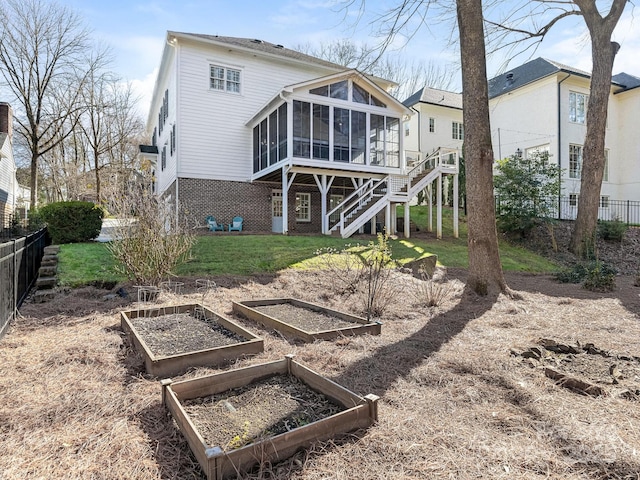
top-left (402, 87), bottom-right (464, 158)
top-left (403, 87), bottom-right (464, 206)
top-left (0, 103), bottom-right (17, 229)
top-left (487, 57), bottom-right (640, 221)
top-left (140, 32), bottom-right (460, 238)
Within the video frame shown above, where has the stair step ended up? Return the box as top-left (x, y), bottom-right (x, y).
top-left (36, 276), bottom-right (57, 289)
top-left (39, 266), bottom-right (57, 277)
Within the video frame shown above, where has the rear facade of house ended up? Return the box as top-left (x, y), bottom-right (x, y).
top-left (141, 32), bottom-right (459, 238)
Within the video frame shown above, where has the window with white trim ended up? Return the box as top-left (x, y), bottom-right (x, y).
top-left (429, 117), bottom-right (435, 133)
top-left (210, 65), bottom-right (241, 93)
top-left (569, 91), bottom-right (588, 124)
top-left (600, 196), bottom-right (610, 208)
top-left (569, 144), bottom-right (582, 179)
top-left (452, 121), bottom-right (464, 140)
top-left (295, 192), bottom-right (311, 222)
top-left (569, 194), bottom-right (578, 206)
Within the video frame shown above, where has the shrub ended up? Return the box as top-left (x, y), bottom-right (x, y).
top-left (314, 232), bottom-right (398, 320)
top-left (556, 261), bottom-right (616, 291)
top-left (582, 261), bottom-right (617, 292)
top-left (39, 201), bottom-right (104, 244)
top-left (106, 186), bottom-right (195, 286)
top-left (597, 218), bottom-right (627, 242)
top-left (494, 151), bottom-right (561, 237)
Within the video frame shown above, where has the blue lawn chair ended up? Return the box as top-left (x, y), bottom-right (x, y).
top-left (206, 216), bottom-right (224, 231)
top-left (228, 216), bottom-right (243, 232)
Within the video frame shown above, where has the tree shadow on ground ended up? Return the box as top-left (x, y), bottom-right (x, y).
top-left (331, 288), bottom-right (500, 398)
top-left (444, 268), bottom-right (640, 317)
top-left (447, 360), bottom-right (640, 477)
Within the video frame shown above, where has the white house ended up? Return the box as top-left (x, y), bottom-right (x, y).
top-left (140, 32), bottom-right (460, 238)
top-left (0, 102), bottom-right (17, 229)
top-left (403, 86), bottom-right (464, 156)
top-left (487, 57), bottom-right (640, 222)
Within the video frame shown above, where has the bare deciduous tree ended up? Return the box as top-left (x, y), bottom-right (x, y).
top-left (485, 0), bottom-right (630, 257)
top-left (456, 0), bottom-right (510, 295)
top-left (0, 0), bottom-right (103, 208)
top-left (340, 0), bottom-right (510, 295)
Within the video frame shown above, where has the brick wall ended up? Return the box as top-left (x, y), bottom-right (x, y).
top-left (178, 178), bottom-right (337, 234)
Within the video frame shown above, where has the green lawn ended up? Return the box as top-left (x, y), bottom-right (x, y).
top-left (57, 207), bottom-right (558, 287)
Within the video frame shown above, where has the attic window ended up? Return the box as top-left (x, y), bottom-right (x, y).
top-left (210, 64), bottom-right (241, 93)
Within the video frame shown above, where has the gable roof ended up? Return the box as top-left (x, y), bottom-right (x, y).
top-left (246, 69), bottom-right (412, 127)
top-left (169, 32), bottom-right (345, 71)
top-left (403, 86), bottom-right (462, 110)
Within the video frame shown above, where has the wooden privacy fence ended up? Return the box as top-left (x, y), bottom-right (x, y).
top-left (0, 228), bottom-right (47, 339)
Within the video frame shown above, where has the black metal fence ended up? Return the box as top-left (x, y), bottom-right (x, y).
top-left (496, 196), bottom-right (640, 225)
top-left (0, 228), bottom-right (47, 340)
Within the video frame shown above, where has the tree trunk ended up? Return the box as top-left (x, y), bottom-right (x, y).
top-left (457, 0), bottom-right (509, 295)
top-left (29, 151), bottom-right (38, 209)
top-left (570, 0), bottom-right (626, 257)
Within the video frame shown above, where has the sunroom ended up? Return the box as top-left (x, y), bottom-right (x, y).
top-left (246, 70), bottom-right (414, 235)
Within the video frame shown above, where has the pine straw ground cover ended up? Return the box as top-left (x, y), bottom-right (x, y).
top-left (1, 267), bottom-right (640, 479)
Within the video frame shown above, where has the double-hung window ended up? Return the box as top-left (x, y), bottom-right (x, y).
top-left (295, 193), bottom-right (311, 222)
top-left (569, 91), bottom-right (588, 124)
top-left (452, 121), bottom-right (464, 140)
top-left (429, 117), bottom-right (435, 133)
top-left (210, 65), bottom-right (241, 93)
top-left (569, 144), bottom-right (582, 179)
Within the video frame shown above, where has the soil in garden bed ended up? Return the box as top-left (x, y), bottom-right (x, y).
top-left (254, 303), bottom-right (358, 332)
top-left (183, 374), bottom-right (343, 451)
top-left (131, 313), bottom-right (245, 356)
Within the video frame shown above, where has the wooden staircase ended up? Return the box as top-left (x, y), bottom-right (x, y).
top-left (327, 147), bottom-right (459, 238)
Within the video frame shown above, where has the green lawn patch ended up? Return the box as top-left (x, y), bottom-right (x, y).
top-left (58, 220), bottom-right (558, 287)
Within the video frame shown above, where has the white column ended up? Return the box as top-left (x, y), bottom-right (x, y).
top-left (427, 185), bottom-right (433, 233)
top-left (404, 202), bottom-right (410, 238)
top-left (385, 202), bottom-right (391, 235)
top-left (282, 168), bottom-right (288, 234)
top-left (437, 173), bottom-right (442, 239)
top-left (453, 173), bottom-right (459, 238)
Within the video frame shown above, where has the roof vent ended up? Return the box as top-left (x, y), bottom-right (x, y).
top-left (506, 72), bottom-right (514, 80)
top-left (275, 44), bottom-right (284, 49)
top-left (251, 39), bottom-right (264, 44)
top-left (505, 71), bottom-right (515, 88)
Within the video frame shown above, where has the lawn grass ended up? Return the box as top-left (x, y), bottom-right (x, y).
top-left (58, 208), bottom-right (558, 287)
top-left (58, 242), bottom-right (123, 287)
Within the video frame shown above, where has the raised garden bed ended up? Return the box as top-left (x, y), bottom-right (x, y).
top-left (161, 355), bottom-right (379, 480)
top-left (232, 298), bottom-right (381, 342)
top-left (120, 304), bottom-right (263, 377)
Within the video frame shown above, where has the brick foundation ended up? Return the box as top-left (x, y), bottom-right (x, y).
top-left (177, 178), bottom-right (343, 234)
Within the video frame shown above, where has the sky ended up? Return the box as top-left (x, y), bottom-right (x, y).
top-left (57, 0), bottom-right (640, 120)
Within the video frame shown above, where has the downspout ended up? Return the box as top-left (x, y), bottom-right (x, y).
top-left (169, 35), bottom-right (180, 221)
top-left (557, 73), bottom-right (571, 220)
top-left (411, 106), bottom-right (421, 153)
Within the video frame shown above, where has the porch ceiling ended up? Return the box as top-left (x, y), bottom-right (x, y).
top-left (252, 169), bottom-right (359, 188)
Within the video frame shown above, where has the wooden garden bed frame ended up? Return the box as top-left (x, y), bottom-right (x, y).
top-left (161, 355), bottom-right (379, 480)
top-left (120, 304), bottom-right (263, 377)
top-left (232, 298), bottom-right (381, 342)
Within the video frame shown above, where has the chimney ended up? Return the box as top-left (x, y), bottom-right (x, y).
top-left (0, 103), bottom-right (13, 139)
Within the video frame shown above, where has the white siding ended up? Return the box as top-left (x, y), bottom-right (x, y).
top-left (152, 46), bottom-right (178, 195)
top-left (612, 89), bottom-right (640, 200)
top-left (175, 40), bottom-right (336, 182)
top-left (489, 77), bottom-right (557, 162)
top-left (0, 138), bottom-right (16, 208)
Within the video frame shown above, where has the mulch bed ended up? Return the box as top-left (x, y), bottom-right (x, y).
top-left (253, 303), bottom-right (356, 332)
top-left (183, 374), bottom-right (342, 451)
top-left (131, 313), bottom-right (245, 356)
